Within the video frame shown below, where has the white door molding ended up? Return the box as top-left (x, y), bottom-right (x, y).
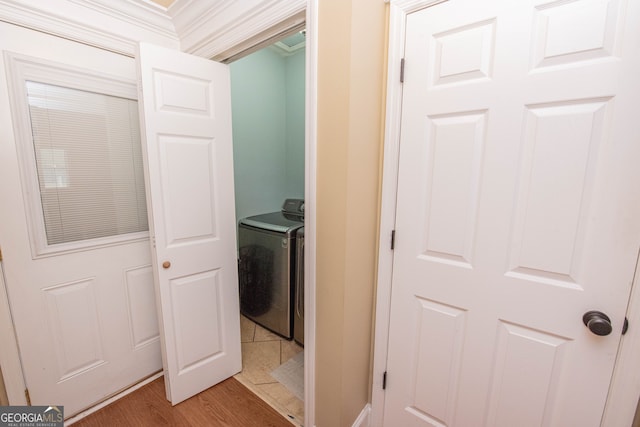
top-left (371, 1), bottom-right (448, 425)
top-left (0, 262), bottom-right (27, 405)
top-left (370, 1), bottom-right (409, 424)
top-left (602, 251), bottom-right (640, 425)
top-left (370, 0), bottom-right (640, 425)
top-left (304, 3), bottom-right (317, 427)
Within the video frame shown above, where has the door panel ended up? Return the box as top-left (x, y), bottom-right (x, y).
top-left (126, 266), bottom-right (159, 349)
top-left (509, 99), bottom-right (608, 282)
top-left (419, 110), bottom-right (486, 265)
top-left (384, 0), bottom-right (640, 426)
top-left (485, 321), bottom-right (568, 426)
top-left (161, 135), bottom-right (219, 242)
top-left (137, 42), bottom-right (241, 405)
top-left (44, 278), bottom-right (106, 380)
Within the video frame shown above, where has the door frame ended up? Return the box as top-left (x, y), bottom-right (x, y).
top-left (0, 2), bottom-right (317, 426)
top-left (370, 0), bottom-right (640, 426)
top-left (0, 261), bottom-right (26, 405)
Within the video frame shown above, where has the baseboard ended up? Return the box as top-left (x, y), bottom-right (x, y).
top-left (64, 371), bottom-right (163, 425)
top-left (352, 403), bottom-right (372, 427)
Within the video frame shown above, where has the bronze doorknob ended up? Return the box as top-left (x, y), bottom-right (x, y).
top-left (583, 311), bottom-right (612, 336)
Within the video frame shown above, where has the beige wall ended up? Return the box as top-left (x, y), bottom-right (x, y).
top-left (315, 1), bottom-right (388, 425)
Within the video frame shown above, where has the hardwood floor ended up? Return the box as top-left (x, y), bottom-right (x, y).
top-left (70, 317), bottom-right (304, 426)
top-left (72, 376), bottom-right (294, 427)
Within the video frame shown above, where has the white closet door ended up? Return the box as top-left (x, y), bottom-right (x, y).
top-left (137, 42), bottom-right (241, 405)
top-left (383, 0), bottom-right (640, 425)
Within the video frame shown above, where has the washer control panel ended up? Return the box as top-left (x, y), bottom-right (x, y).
top-left (282, 198), bottom-right (305, 217)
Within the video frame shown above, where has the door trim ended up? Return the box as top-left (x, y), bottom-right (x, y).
top-left (370, 1), bottom-right (410, 424)
top-left (0, 262), bottom-right (27, 405)
top-left (304, 3), bottom-right (317, 426)
top-left (602, 251), bottom-right (640, 425)
top-left (370, 0), bottom-right (640, 426)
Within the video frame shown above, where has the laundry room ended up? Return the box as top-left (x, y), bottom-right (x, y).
top-left (229, 30), bottom-right (306, 424)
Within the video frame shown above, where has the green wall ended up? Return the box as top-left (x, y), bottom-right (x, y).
top-left (230, 46), bottom-right (305, 224)
top-left (285, 48), bottom-right (306, 199)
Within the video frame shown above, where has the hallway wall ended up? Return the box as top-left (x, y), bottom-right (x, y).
top-left (315, 0), bottom-right (388, 425)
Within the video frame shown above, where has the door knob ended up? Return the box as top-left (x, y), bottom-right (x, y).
top-left (583, 311), bottom-right (612, 336)
top-left (162, 261), bottom-right (171, 269)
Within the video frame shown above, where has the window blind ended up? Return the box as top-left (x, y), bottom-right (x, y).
top-left (26, 81), bottom-right (149, 245)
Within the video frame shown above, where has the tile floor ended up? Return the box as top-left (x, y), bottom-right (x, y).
top-left (234, 315), bottom-right (304, 426)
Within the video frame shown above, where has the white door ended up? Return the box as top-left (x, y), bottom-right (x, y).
top-left (384, 0), bottom-right (640, 426)
top-left (0, 23), bottom-right (161, 416)
top-left (136, 43), bottom-right (242, 405)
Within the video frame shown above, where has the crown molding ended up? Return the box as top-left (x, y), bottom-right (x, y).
top-left (0, 0), bottom-right (305, 61)
top-left (0, 0), bottom-right (179, 57)
top-left (67, 0), bottom-right (177, 39)
top-left (389, 0), bottom-right (448, 13)
top-left (168, 0), bottom-right (234, 41)
top-left (270, 40), bottom-right (305, 57)
top-left (169, 0), bottom-right (306, 61)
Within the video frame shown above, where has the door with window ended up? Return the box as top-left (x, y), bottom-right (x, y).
top-left (1, 23), bottom-right (242, 415)
top-left (383, 0), bottom-right (640, 426)
top-left (0, 23), bottom-right (161, 416)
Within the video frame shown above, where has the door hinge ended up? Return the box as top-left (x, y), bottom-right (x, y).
top-left (0, 246), bottom-right (3, 261)
top-left (623, 317), bottom-right (629, 335)
top-left (400, 58), bottom-right (405, 83)
top-left (25, 388), bottom-right (31, 406)
top-left (382, 371), bottom-right (387, 390)
top-left (391, 230), bottom-right (396, 250)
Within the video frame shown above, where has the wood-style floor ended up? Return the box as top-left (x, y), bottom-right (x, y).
top-left (72, 376), bottom-right (294, 427)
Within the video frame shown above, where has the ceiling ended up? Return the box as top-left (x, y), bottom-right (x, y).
top-left (279, 31), bottom-right (305, 48)
top-left (150, 0), bottom-right (174, 7)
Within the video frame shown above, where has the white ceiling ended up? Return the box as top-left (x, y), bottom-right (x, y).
top-left (270, 31), bottom-right (306, 57)
top-left (149, 0), bottom-right (174, 8)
